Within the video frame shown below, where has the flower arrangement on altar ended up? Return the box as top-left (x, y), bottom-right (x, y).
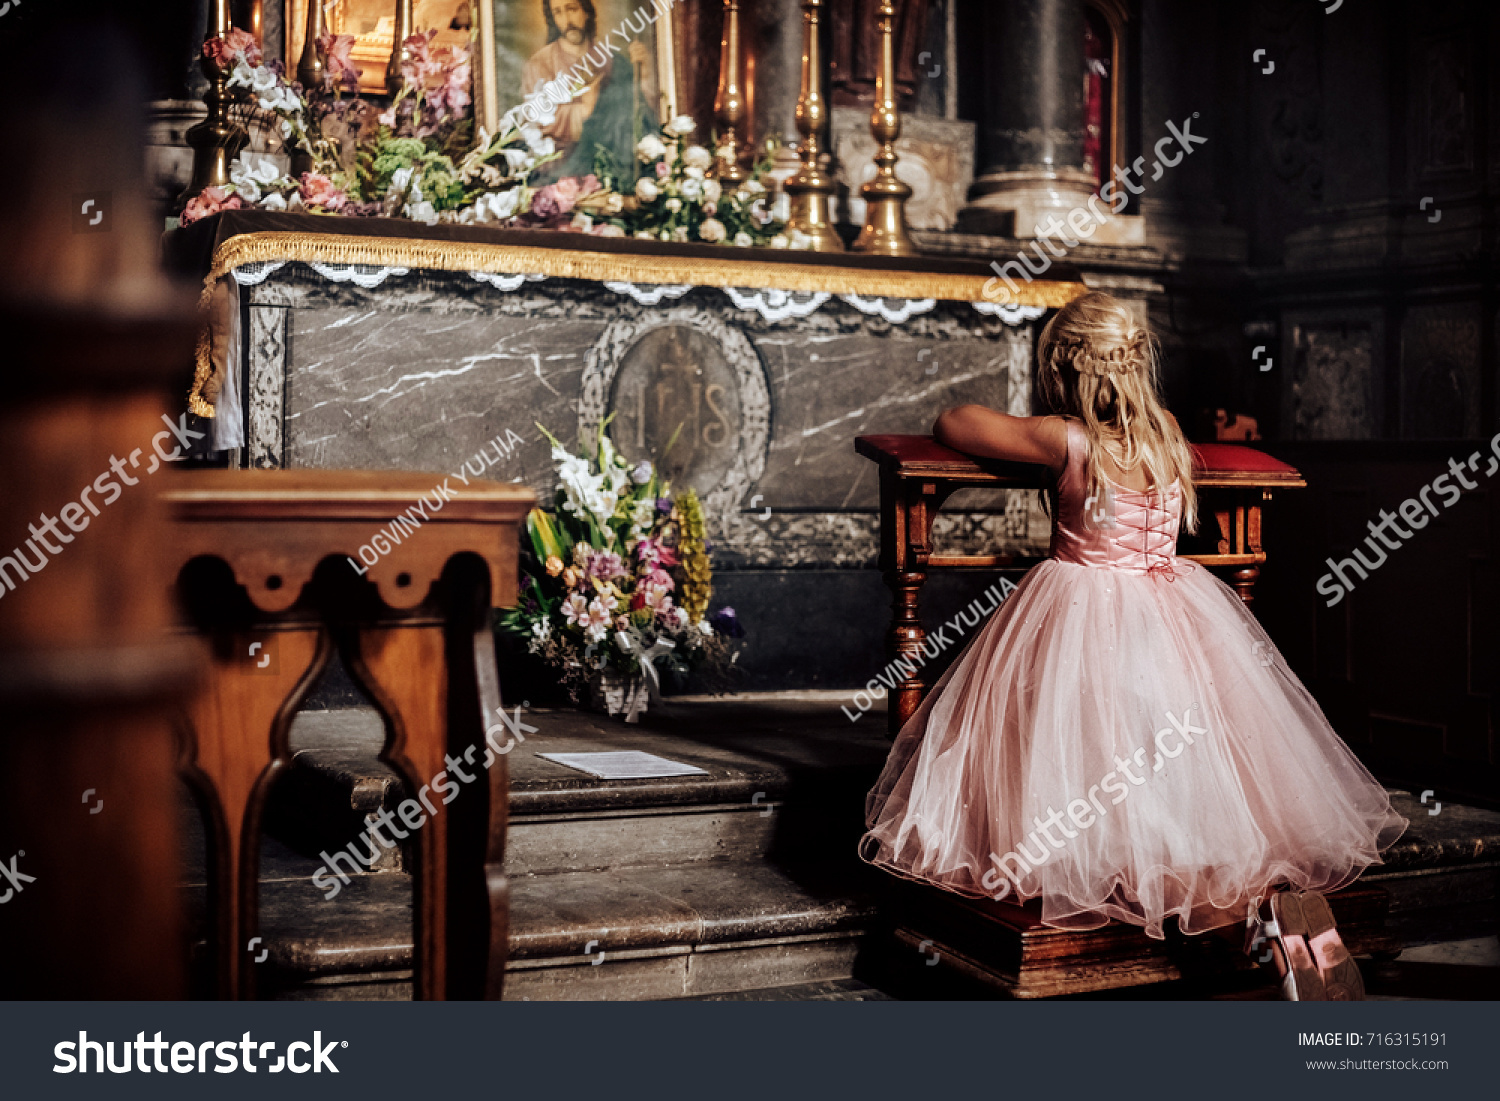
top-left (498, 424), bottom-right (744, 715)
top-left (181, 28), bottom-right (787, 246)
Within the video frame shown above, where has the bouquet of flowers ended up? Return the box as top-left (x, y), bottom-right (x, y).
top-left (601, 116), bottom-right (782, 246)
top-left (181, 29), bottom-right (575, 228)
top-left (499, 423), bottom-right (743, 711)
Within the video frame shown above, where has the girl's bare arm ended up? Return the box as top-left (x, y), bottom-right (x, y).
top-left (933, 405), bottom-right (1069, 475)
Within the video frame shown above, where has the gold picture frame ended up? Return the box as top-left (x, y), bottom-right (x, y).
top-left (476, 1), bottom-right (680, 152)
top-left (286, 0), bottom-right (473, 97)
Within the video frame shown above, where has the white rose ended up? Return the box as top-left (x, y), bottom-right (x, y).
top-left (408, 200), bottom-right (438, 224)
top-left (477, 188), bottom-right (520, 222)
top-left (665, 197), bottom-right (682, 213)
top-left (662, 115), bottom-right (696, 138)
top-left (702, 179), bottom-right (722, 203)
top-left (683, 145), bottom-right (714, 171)
top-left (769, 234), bottom-right (790, 249)
top-left (636, 133), bottom-right (668, 162)
top-left (683, 164), bottom-right (705, 180)
top-left (635, 176), bottom-right (660, 202)
top-left (679, 177), bottom-right (703, 201)
top-left (260, 192), bottom-right (288, 212)
top-left (734, 232), bottom-right (753, 248)
top-left (698, 217), bottom-right (727, 243)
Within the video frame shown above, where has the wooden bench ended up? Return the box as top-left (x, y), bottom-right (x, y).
top-left (163, 470), bottom-right (533, 999)
top-left (855, 435), bottom-right (1306, 736)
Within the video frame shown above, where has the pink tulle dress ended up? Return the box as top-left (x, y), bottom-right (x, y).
top-left (860, 418), bottom-right (1408, 939)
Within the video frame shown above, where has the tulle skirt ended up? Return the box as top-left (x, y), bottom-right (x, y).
top-left (859, 558), bottom-right (1408, 940)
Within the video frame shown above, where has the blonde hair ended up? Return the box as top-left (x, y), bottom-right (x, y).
top-left (1037, 291), bottom-right (1198, 533)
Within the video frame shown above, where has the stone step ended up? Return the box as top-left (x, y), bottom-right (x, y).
top-left (270, 696), bottom-right (891, 876)
top-left (239, 851), bottom-right (882, 1001)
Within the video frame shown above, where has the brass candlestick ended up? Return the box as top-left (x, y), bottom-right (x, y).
top-left (784, 0), bottom-right (843, 252)
top-left (385, 0), bottom-right (415, 96)
top-left (713, 0), bottom-right (748, 185)
top-left (183, 0), bottom-right (248, 203)
top-left (297, 0), bottom-right (327, 91)
top-left (852, 0), bottom-right (916, 255)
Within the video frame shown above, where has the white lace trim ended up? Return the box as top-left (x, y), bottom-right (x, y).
top-left (722, 287), bottom-right (832, 321)
top-left (306, 262), bottom-right (411, 288)
top-left (602, 281), bottom-right (696, 306)
top-left (971, 301), bottom-right (1048, 325)
top-left (840, 294), bottom-right (938, 324)
top-left (467, 271), bottom-right (549, 291)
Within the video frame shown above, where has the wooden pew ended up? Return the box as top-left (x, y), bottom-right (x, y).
top-left (163, 470), bottom-right (533, 999)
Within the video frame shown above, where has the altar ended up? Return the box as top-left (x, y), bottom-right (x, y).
top-left (170, 211), bottom-right (1082, 687)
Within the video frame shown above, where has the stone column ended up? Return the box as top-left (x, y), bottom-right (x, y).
top-left (958, 0), bottom-right (1094, 237)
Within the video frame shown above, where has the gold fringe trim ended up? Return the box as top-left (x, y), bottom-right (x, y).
top-left (187, 230), bottom-right (1084, 415)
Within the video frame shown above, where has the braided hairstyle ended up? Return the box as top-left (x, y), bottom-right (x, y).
top-left (1036, 291), bottom-right (1197, 533)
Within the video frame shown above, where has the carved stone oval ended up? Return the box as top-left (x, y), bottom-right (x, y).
top-left (607, 324), bottom-right (742, 496)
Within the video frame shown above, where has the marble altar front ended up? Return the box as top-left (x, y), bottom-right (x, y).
top-left (172, 214), bottom-right (1081, 687)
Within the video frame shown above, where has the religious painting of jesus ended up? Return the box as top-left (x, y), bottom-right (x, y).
top-left (478, 0), bottom-right (679, 179)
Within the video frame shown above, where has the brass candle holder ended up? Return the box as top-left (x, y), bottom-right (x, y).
top-left (852, 0), bottom-right (916, 256)
top-left (784, 0), bottom-right (843, 252)
top-left (713, 0), bottom-right (748, 185)
top-left (183, 0), bottom-right (248, 202)
top-left (385, 0), bottom-right (415, 96)
top-left (297, 0), bottom-right (327, 91)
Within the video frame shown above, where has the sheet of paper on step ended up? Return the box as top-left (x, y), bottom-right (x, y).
top-left (537, 751), bottom-right (709, 780)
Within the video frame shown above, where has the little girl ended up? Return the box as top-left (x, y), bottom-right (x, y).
top-left (859, 292), bottom-right (1408, 1000)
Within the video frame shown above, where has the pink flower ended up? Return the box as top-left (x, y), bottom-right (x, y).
top-left (562, 593), bottom-right (590, 627)
top-left (204, 28), bottom-right (262, 70)
top-left (703, 201), bottom-right (717, 216)
top-left (655, 161), bottom-right (671, 179)
top-left (180, 186), bottom-right (243, 226)
top-left (298, 172), bottom-right (348, 211)
top-left (400, 31), bottom-right (434, 83)
top-left (318, 32), bottom-right (358, 86)
top-left (635, 537), bottom-right (678, 568)
top-left (532, 177), bottom-right (583, 219)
